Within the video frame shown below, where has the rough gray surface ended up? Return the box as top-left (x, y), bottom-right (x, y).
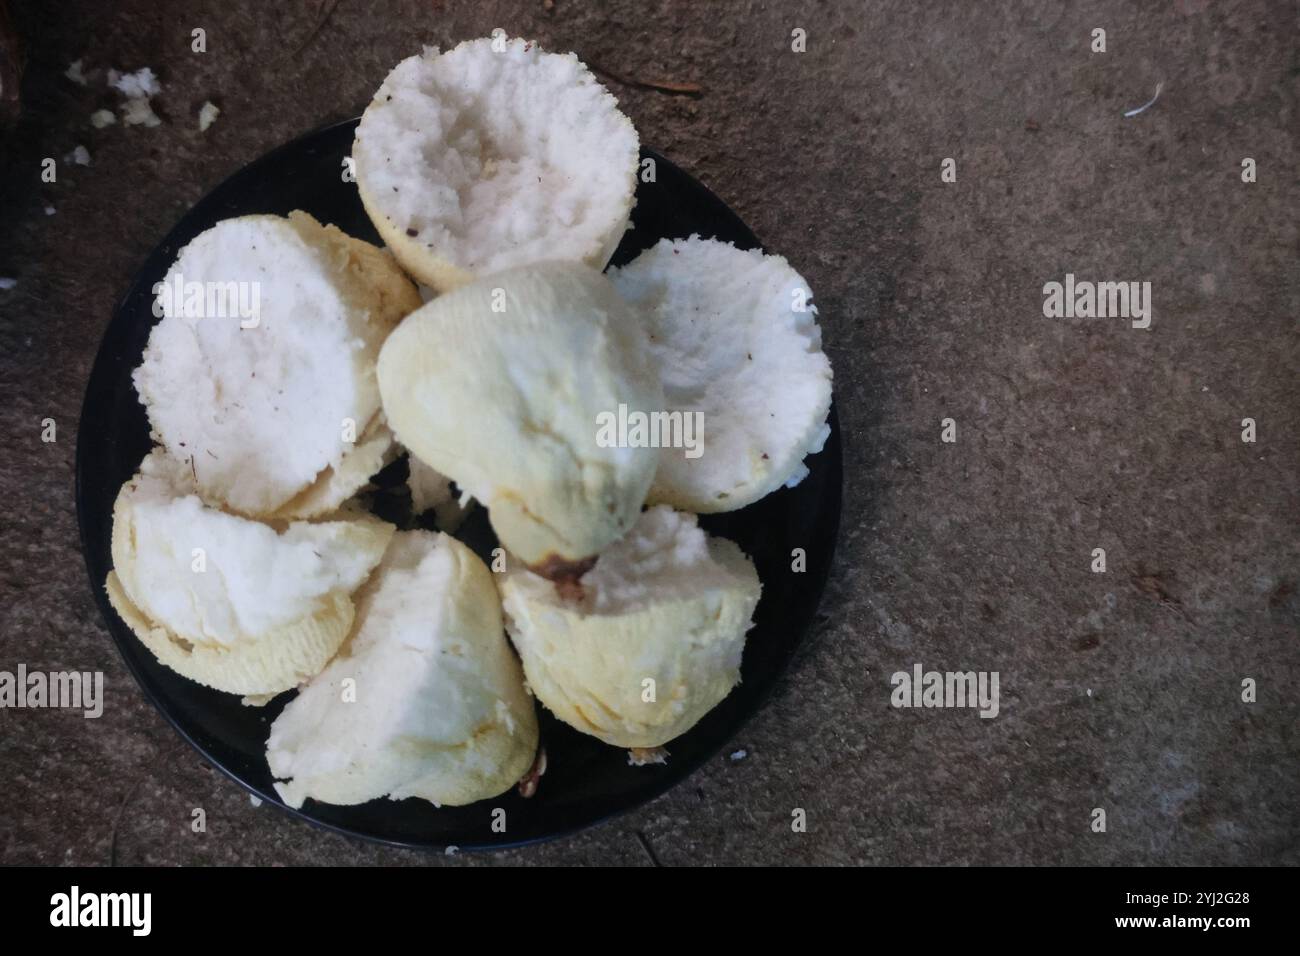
top-left (0, 0), bottom-right (1296, 866)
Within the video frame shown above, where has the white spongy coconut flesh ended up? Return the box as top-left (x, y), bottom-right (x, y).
top-left (610, 236), bottom-right (833, 512)
top-left (353, 37), bottom-right (639, 291)
top-left (267, 530), bottom-right (539, 809)
top-left (133, 212), bottom-right (421, 519)
top-left (500, 506), bottom-right (761, 748)
top-left (378, 261), bottom-right (663, 577)
top-left (105, 450), bottom-right (394, 697)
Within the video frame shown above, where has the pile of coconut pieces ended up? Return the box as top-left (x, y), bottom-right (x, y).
top-left (107, 37), bottom-right (832, 810)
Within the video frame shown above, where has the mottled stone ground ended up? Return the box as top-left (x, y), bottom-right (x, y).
top-left (0, 0), bottom-right (1295, 865)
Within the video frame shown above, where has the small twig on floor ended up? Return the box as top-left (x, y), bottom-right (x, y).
top-left (108, 775), bottom-right (145, 867)
top-left (586, 60), bottom-right (702, 97)
top-left (635, 830), bottom-right (664, 867)
top-left (289, 0), bottom-right (343, 60)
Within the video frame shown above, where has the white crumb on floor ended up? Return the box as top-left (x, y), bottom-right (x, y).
top-left (444, 845), bottom-right (459, 856)
top-left (0, 278), bottom-right (17, 290)
top-left (248, 794), bottom-right (262, 807)
top-left (198, 100), bottom-right (220, 132)
top-left (121, 97), bottom-right (162, 127)
top-left (109, 67), bottom-right (163, 127)
top-left (730, 749), bottom-right (748, 761)
top-left (65, 145), bottom-right (91, 166)
top-left (65, 59), bottom-right (88, 85)
top-left (90, 108), bottom-right (116, 128)
top-left (108, 66), bottom-right (161, 98)
top-left (44, 206), bottom-right (55, 216)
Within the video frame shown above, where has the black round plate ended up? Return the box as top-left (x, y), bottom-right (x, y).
top-left (76, 118), bottom-right (843, 850)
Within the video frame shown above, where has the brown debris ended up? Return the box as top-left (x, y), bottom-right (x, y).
top-left (529, 552), bottom-right (596, 585)
top-left (586, 59), bottom-right (702, 97)
top-left (0, 0), bottom-right (24, 126)
top-left (517, 746), bottom-right (547, 798)
top-left (287, 0), bottom-right (342, 61)
top-left (1131, 570), bottom-right (1180, 607)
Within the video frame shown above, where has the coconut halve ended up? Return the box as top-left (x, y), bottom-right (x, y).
top-left (500, 506), bottom-right (761, 749)
top-left (353, 37), bottom-right (639, 291)
top-left (610, 237), bottom-right (833, 512)
top-left (267, 530), bottom-right (539, 809)
top-left (106, 450), bottom-right (394, 697)
top-left (133, 212), bottom-right (421, 519)
top-left (378, 261), bottom-right (663, 574)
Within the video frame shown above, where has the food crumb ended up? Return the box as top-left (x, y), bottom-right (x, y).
top-left (121, 97), bottom-right (162, 127)
top-left (628, 746), bottom-right (669, 766)
top-left (109, 67), bottom-right (163, 127)
top-left (65, 59), bottom-right (88, 85)
top-left (90, 109), bottom-right (116, 129)
top-left (198, 101), bottom-right (220, 132)
top-left (108, 66), bottom-right (161, 98)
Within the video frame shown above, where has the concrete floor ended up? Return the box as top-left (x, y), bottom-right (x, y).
top-left (0, 0), bottom-right (1295, 865)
